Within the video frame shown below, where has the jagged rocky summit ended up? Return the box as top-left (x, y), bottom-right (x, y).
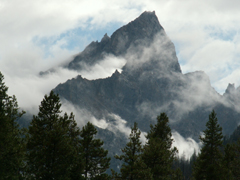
top-left (55, 11), bottom-right (184, 130)
top-left (67, 11), bottom-right (181, 73)
top-left (53, 11), bottom-right (240, 163)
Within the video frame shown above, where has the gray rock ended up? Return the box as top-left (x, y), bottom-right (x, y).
top-left (52, 11), bottom-right (240, 171)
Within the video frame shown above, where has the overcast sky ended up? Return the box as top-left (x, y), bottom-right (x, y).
top-left (1, 0), bottom-right (240, 111)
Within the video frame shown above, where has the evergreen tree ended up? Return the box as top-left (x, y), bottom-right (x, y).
top-left (26, 91), bottom-right (83, 179)
top-left (193, 110), bottom-right (224, 180)
top-left (142, 113), bottom-right (178, 180)
top-left (222, 143), bottom-right (235, 180)
top-left (80, 122), bottom-right (110, 179)
top-left (0, 72), bottom-right (25, 179)
top-left (229, 139), bottom-right (240, 179)
top-left (173, 155), bottom-right (194, 180)
top-left (221, 139), bottom-right (240, 180)
top-left (113, 122), bottom-right (152, 180)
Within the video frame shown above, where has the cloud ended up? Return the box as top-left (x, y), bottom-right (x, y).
top-left (136, 70), bottom-right (220, 121)
top-left (4, 68), bottom-right (79, 114)
top-left (172, 71), bottom-right (221, 114)
top-left (3, 52), bottom-right (126, 115)
top-left (128, 0), bottom-right (240, 93)
top-left (0, 1), bottom-right (143, 114)
top-left (1, 0), bottom-right (240, 141)
top-left (2, 1), bottom-right (239, 168)
top-left (60, 99), bottom-right (109, 128)
top-left (0, 1), bottom-right (142, 75)
top-left (124, 31), bottom-right (179, 73)
top-left (61, 98), bottom-right (200, 160)
top-left (1, 0), bottom-right (240, 112)
top-left (172, 131), bottom-right (200, 160)
top-left (60, 98), bottom-right (148, 144)
top-left (105, 113), bottom-right (147, 144)
top-left (78, 54), bottom-right (126, 80)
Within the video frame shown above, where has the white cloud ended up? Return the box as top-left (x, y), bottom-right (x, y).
top-left (172, 131), bottom-right (200, 160)
top-left (60, 99), bottom-right (147, 143)
top-left (78, 54), bottom-right (126, 80)
top-left (2, 1), bottom-right (239, 165)
top-left (4, 68), bottom-right (79, 114)
top-left (0, 0), bottom-right (143, 113)
top-left (60, 99), bottom-right (109, 128)
top-left (61, 99), bottom-right (200, 160)
top-left (141, 0), bottom-right (240, 93)
top-left (1, 0), bottom-right (240, 113)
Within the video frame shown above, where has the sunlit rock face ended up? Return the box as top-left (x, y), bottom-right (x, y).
top-left (53, 11), bottom-right (240, 166)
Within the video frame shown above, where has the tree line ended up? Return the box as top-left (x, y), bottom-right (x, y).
top-left (1, 71), bottom-right (240, 179)
top-left (0, 72), bottom-right (110, 179)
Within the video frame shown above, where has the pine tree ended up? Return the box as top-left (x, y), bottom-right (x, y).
top-left (220, 139), bottom-right (240, 179)
top-left (228, 139), bottom-right (240, 179)
top-left (193, 110), bottom-right (224, 180)
top-left (142, 113), bottom-right (178, 180)
top-left (80, 122), bottom-right (110, 179)
top-left (222, 143), bottom-right (235, 180)
top-left (0, 72), bottom-right (25, 179)
top-left (113, 122), bottom-right (152, 180)
top-left (26, 91), bottom-right (83, 179)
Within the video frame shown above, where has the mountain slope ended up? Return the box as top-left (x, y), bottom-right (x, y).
top-left (53, 11), bottom-right (240, 168)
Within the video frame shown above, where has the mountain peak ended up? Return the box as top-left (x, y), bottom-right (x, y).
top-left (67, 10), bottom-right (167, 71)
top-left (141, 10), bottom-right (156, 15)
top-left (131, 11), bottom-right (158, 25)
top-left (224, 83), bottom-right (236, 95)
top-left (100, 33), bottom-right (110, 43)
top-left (110, 11), bottom-right (163, 46)
top-left (132, 10), bottom-right (160, 29)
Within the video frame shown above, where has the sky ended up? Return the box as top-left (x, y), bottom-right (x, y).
top-left (0, 1), bottom-right (239, 110)
top-left (3, 0), bottom-right (237, 157)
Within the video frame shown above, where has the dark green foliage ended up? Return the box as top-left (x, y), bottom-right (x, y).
top-left (231, 140), bottom-right (240, 179)
top-left (143, 113), bottom-right (178, 180)
top-left (113, 122), bottom-right (152, 180)
top-left (193, 110), bottom-right (224, 180)
top-left (0, 72), bottom-right (25, 179)
top-left (222, 123), bottom-right (240, 179)
top-left (222, 140), bottom-right (240, 179)
top-left (26, 91), bottom-right (83, 179)
top-left (80, 122), bottom-right (110, 179)
top-left (171, 167), bottom-right (183, 180)
top-left (173, 151), bottom-right (197, 180)
top-left (222, 143), bottom-right (235, 179)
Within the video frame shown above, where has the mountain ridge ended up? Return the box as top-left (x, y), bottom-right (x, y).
top-left (52, 11), bottom-right (240, 169)
top-left (54, 11), bottom-right (238, 137)
top-left (66, 11), bottom-right (182, 72)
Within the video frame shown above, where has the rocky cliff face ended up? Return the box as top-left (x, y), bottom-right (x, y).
top-left (56, 11), bottom-right (183, 132)
top-left (53, 11), bottom-right (240, 168)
